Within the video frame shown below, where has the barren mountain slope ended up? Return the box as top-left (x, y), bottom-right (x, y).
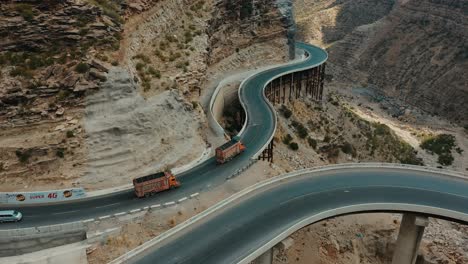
top-left (295, 0), bottom-right (468, 124)
top-left (0, 0), bottom-right (290, 191)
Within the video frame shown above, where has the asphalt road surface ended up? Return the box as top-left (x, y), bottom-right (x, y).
top-left (0, 43), bottom-right (328, 229)
top-left (130, 167), bottom-right (468, 264)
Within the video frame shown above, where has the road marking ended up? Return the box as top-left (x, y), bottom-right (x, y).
top-left (164, 201), bottom-right (176, 207)
top-left (190, 193), bottom-right (199, 198)
top-left (82, 218), bottom-right (95, 223)
top-left (52, 210), bottom-right (80, 215)
top-left (95, 202), bottom-right (120, 209)
top-left (98, 215), bottom-right (111, 220)
top-left (178, 197), bottom-right (187, 203)
top-left (130, 209), bottom-right (141, 213)
top-left (150, 204), bottom-right (161, 209)
top-left (142, 206), bottom-right (149, 210)
top-left (114, 212), bottom-right (126, 217)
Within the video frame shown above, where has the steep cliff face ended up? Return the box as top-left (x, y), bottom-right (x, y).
top-left (359, 0), bottom-right (467, 123)
top-left (207, 0), bottom-right (287, 64)
top-left (295, 0), bottom-right (467, 124)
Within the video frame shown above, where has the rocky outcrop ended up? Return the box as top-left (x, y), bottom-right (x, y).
top-left (358, 0), bottom-right (468, 124)
top-left (0, 0), bottom-right (120, 52)
top-left (0, 1), bottom-right (119, 124)
top-left (295, 0), bottom-right (467, 124)
top-left (207, 0), bottom-right (287, 64)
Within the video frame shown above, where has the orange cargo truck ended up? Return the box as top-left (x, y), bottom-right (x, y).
top-left (216, 136), bottom-right (246, 164)
top-left (133, 171), bottom-right (180, 198)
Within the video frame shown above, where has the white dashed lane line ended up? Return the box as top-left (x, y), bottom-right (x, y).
top-left (95, 202), bottom-right (120, 209)
top-left (52, 210), bottom-right (80, 215)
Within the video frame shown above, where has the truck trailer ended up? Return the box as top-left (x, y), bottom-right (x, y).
top-left (216, 136), bottom-right (246, 164)
top-left (133, 171), bottom-right (180, 198)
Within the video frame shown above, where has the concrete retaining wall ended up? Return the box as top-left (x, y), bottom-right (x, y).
top-left (1, 242), bottom-right (89, 264)
top-left (0, 222), bottom-right (86, 257)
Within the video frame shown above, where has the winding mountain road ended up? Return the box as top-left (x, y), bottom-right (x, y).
top-left (119, 165), bottom-right (468, 264)
top-left (0, 43), bottom-right (327, 228)
top-left (1, 43), bottom-right (467, 264)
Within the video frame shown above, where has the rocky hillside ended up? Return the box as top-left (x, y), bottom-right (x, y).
top-left (0, 0), bottom-right (290, 191)
top-left (208, 0), bottom-right (287, 64)
top-left (295, 0), bottom-right (468, 125)
top-left (0, 0), bottom-right (120, 124)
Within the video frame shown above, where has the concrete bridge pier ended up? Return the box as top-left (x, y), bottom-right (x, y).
top-left (253, 248), bottom-right (273, 264)
top-left (391, 213), bottom-right (429, 264)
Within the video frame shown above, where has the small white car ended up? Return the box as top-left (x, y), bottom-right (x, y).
top-left (0, 210), bottom-right (23, 223)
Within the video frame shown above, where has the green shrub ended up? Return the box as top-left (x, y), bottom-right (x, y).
top-left (15, 4), bottom-right (35, 21)
top-left (91, 0), bottom-right (122, 24)
top-left (15, 149), bottom-right (32, 163)
top-left (280, 105), bottom-right (292, 119)
top-left (56, 149), bottom-right (65, 158)
top-left (191, 101), bottom-right (198, 109)
top-left (340, 142), bottom-right (355, 155)
top-left (307, 137), bottom-right (317, 149)
top-left (289, 142), bottom-right (299, 151)
top-left (75, 62), bottom-right (89, 73)
top-left (136, 62), bottom-right (145, 71)
top-left (165, 34), bottom-right (178, 43)
top-left (147, 66), bottom-right (161, 78)
top-left (10, 66), bottom-right (32, 78)
top-left (323, 135), bottom-right (331, 143)
top-left (291, 120), bottom-right (308, 138)
top-left (420, 134), bottom-right (456, 155)
top-left (142, 81), bottom-right (151, 91)
top-left (373, 123), bottom-right (391, 136)
top-left (66, 130), bottom-right (74, 138)
top-left (438, 153), bottom-right (454, 166)
top-left (133, 54), bottom-right (150, 63)
top-left (282, 134), bottom-right (293, 145)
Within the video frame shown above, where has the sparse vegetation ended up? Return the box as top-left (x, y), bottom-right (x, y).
top-left (133, 54), bottom-right (150, 64)
top-left (136, 62), bottom-right (145, 71)
top-left (66, 130), bottom-right (74, 138)
top-left (15, 3), bottom-right (35, 21)
top-left (368, 122), bottom-right (423, 165)
top-left (15, 149), bottom-right (32, 163)
top-left (282, 134), bottom-right (293, 145)
top-left (291, 120), bottom-right (308, 138)
top-left (289, 142), bottom-right (299, 151)
top-left (340, 142), bottom-right (355, 156)
top-left (307, 137), bottom-right (317, 149)
top-left (75, 62), bottom-right (90, 73)
top-left (280, 105), bottom-right (292, 119)
top-left (420, 134), bottom-right (457, 166)
top-left (56, 149), bottom-right (65, 158)
top-left (88, 0), bottom-right (122, 23)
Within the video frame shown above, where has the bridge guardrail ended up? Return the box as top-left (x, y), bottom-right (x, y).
top-left (109, 163), bottom-right (467, 263)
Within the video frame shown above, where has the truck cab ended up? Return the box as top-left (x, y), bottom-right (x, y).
top-left (168, 174), bottom-right (181, 188)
